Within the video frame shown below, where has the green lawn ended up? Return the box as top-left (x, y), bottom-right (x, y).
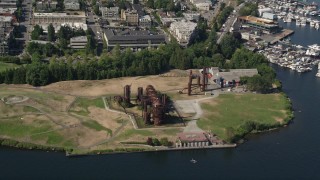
top-left (70, 97), bottom-right (105, 116)
top-left (81, 120), bottom-right (112, 135)
top-left (197, 93), bottom-right (292, 142)
top-left (0, 118), bottom-right (52, 138)
top-left (0, 62), bottom-right (20, 72)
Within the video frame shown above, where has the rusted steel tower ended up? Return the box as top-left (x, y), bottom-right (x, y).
top-left (124, 85), bottom-right (131, 104)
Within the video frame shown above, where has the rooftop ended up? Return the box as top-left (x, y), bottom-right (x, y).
top-left (70, 36), bottom-right (87, 42)
top-left (0, 16), bottom-right (12, 22)
top-left (0, 7), bottom-right (16, 14)
top-left (238, 15), bottom-right (275, 24)
top-left (104, 29), bottom-right (165, 45)
top-left (214, 69), bottom-right (259, 81)
top-left (33, 11), bottom-right (85, 17)
top-left (64, 0), bottom-right (78, 3)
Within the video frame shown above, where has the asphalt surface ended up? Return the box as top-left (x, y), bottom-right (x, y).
top-left (217, 3), bottom-right (245, 44)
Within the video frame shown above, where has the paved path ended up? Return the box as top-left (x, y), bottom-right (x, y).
top-left (174, 90), bottom-right (220, 133)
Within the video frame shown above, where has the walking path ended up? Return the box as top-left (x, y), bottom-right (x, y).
top-left (174, 90), bottom-right (220, 133)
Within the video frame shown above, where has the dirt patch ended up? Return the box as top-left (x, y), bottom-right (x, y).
top-left (1, 95), bottom-right (29, 104)
top-left (87, 106), bottom-right (128, 130)
top-left (273, 116), bottom-right (283, 123)
top-left (42, 72), bottom-right (189, 97)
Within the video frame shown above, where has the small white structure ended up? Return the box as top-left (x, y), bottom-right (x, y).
top-left (262, 12), bottom-right (277, 20)
top-left (139, 15), bottom-right (151, 27)
top-left (258, 8), bottom-right (273, 17)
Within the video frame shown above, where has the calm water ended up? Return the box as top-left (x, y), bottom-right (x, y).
top-left (2, 7), bottom-right (320, 180)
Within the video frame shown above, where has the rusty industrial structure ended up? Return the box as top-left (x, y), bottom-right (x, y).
top-left (137, 85), bottom-right (167, 125)
top-left (186, 67), bottom-right (209, 96)
top-left (114, 84), bottom-right (168, 126)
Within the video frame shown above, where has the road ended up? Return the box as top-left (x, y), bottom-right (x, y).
top-left (217, 3), bottom-right (245, 44)
top-left (87, 7), bottom-right (103, 41)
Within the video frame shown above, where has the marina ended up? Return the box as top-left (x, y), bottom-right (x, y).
top-left (240, 0), bottom-right (320, 74)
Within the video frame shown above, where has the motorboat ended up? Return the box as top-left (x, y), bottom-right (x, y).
top-left (190, 158), bottom-right (197, 163)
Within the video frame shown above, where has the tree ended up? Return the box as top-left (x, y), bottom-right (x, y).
top-left (212, 53), bottom-right (225, 68)
top-left (246, 75), bottom-right (272, 93)
top-left (146, 0), bottom-right (154, 8)
top-left (93, 4), bottom-right (101, 16)
top-left (166, 0), bottom-right (175, 11)
top-left (44, 43), bottom-right (57, 57)
top-left (31, 25), bottom-right (43, 40)
top-left (15, 7), bottom-right (23, 22)
top-left (220, 33), bottom-right (240, 59)
top-left (47, 24), bottom-right (55, 42)
top-left (146, 137), bottom-right (153, 146)
top-left (220, 2), bottom-right (226, 11)
top-left (239, 2), bottom-right (258, 16)
top-left (152, 138), bottom-right (160, 146)
top-left (160, 137), bottom-right (172, 146)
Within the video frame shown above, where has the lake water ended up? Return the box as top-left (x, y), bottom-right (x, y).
top-left (2, 5), bottom-right (320, 180)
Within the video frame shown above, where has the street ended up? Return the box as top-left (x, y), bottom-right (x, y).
top-left (217, 3), bottom-right (245, 44)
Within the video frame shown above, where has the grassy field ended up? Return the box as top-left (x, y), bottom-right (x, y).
top-left (0, 62), bottom-right (20, 72)
top-left (82, 120), bottom-right (112, 135)
top-left (198, 93), bottom-right (292, 142)
top-left (70, 97), bottom-right (104, 116)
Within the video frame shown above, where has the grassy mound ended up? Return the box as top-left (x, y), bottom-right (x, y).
top-left (198, 93), bottom-right (293, 142)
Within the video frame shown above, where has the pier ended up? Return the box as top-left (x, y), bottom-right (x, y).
top-left (261, 29), bottom-right (295, 45)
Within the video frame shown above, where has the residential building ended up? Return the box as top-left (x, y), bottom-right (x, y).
top-left (176, 132), bottom-right (210, 148)
top-left (195, 2), bottom-right (210, 11)
top-left (0, 16), bottom-right (14, 56)
top-left (36, 0), bottom-right (58, 11)
top-left (190, 0), bottom-right (212, 11)
top-left (120, 9), bottom-right (138, 26)
top-left (131, 4), bottom-right (144, 17)
top-left (32, 11), bottom-right (87, 31)
top-left (70, 36), bottom-right (87, 49)
top-left (103, 29), bottom-right (165, 51)
top-left (160, 17), bottom-right (182, 27)
top-left (0, 0), bottom-right (17, 8)
top-left (0, 7), bottom-right (17, 15)
top-left (183, 12), bottom-right (200, 21)
top-left (169, 20), bottom-right (197, 46)
top-left (64, 0), bottom-right (80, 10)
top-left (100, 6), bottom-right (119, 21)
top-left (139, 15), bottom-right (151, 27)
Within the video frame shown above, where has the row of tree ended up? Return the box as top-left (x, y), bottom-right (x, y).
top-left (238, 2), bottom-right (259, 17)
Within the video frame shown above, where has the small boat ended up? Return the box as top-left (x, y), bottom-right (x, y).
top-left (315, 23), bottom-right (320, 30)
top-left (296, 20), bottom-right (301, 26)
top-left (190, 158), bottom-right (197, 163)
top-left (310, 20), bottom-right (315, 27)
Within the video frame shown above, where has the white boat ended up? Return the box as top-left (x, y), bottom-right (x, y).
top-left (316, 63), bottom-right (320, 77)
top-left (310, 20), bottom-right (315, 27)
top-left (308, 44), bottom-right (320, 51)
top-left (190, 158), bottom-right (197, 163)
top-left (296, 20), bottom-right (301, 26)
top-left (307, 18), bottom-right (312, 23)
top-left (287, 16), bottom-right (292, 23)
top-left (301, 19), bottom-right (307, 26)
top-left (315, 23), bottom-right (320, 30)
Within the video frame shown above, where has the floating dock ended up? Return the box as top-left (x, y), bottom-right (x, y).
top-left (261, 29), bottom-right (295, 45)
top-left (270, 29), bottom-right (295, 44)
